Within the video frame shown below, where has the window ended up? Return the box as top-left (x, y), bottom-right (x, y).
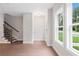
top-left (72, 3), bottom-right (79, 51)
top-left (57, 7), bottom-right (64, 43)
top-left (58, 13), bottom-right (64, 42)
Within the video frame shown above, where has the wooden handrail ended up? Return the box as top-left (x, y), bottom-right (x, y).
top-left (4, 21), bottom-right (19, 32)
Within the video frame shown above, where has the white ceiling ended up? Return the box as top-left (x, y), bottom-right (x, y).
top-left (0, 3), bottom-right (54, 16)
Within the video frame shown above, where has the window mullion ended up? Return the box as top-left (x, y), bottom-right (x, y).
top-left (64, 3), bottom-right (72, 48)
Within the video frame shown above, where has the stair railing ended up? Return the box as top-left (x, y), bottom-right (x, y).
top-left (4, 21), bottom-right (19, 44)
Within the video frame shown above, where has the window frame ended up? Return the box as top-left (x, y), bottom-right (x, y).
top-left (55, 6), bottom-right (65, 45)
top-left (54, 3), bottom-right (79, 55)
top-left (72, 8), bottom-right (79, 52)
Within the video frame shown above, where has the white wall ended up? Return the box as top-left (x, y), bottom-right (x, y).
top-left (4, 14), bottom-right (23, 40)
top-left (23, 13), bottom-right (32, 43)
top-left (0, 14), bottom-right (4, 39)
top-left (52, 3), bottom-right (77, 56)
top-left (45, 8), bottom-right (53, 46)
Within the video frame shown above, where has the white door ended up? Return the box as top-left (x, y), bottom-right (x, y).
top-left (33, 15), bottom-right (45, 41)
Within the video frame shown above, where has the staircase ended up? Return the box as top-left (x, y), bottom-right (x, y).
top-left (4, 26), bottom-right (17, 44)
top-left (3, 21), bottom-right (20, 44)
top-left (0, 39), bottom-right (10, 43)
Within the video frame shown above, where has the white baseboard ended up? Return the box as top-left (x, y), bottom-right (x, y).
top-left (23, 41), bottom-right (33, 44)
top-left (33, 39), bottom-right (45, 41)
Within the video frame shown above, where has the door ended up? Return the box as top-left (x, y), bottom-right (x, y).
top-left (33, 15), bottom-right (45, 41)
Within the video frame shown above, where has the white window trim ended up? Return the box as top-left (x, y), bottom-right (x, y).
top-left (72, 48), bottom-right (79, 53)
top-left (62, 3), bottom-right (79, 55)
top-left (64, 3), bottom-right (72, 49)
top-left (72, 32), bottom-right (79, 35)
top-left (55, 5), bottom-right (65, 44)
top-left (71, 4), bottom-right (79, 53)
top-left (58, 26), bottom-right (64, 28)
top-left (54, 3), bottom-right (79, 55)
top-left (59, 31), bottom-right (63, 32)
top-left (70, 47), bottom-right (79, 55)
top-left (69, 3), bottom-right (79, 54)
top-left (72, 23), bottom-right (79, 25)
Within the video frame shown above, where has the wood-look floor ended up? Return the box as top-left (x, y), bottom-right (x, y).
top-left (0, 41), bottom-right (58, 56)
